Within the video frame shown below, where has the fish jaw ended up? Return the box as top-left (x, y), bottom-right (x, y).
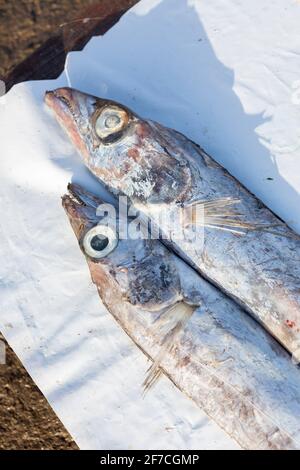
top-left (45, 88), bottom-right (83, 145)
top-left (45, 87), bottom-right (105, 166)
top-left (62, 182), bottom-right (102, 239)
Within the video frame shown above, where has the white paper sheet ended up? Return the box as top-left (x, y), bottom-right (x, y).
top-left (1, 0), bottom-right (300, 450)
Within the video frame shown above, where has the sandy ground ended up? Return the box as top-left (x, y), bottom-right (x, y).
top-left (0, 0), bottom-right (100, 78)
top-left (0, 334), bottom-right (77, 449)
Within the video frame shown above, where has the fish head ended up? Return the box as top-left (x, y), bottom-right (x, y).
top-left (46, 88), bottom-right (193, 205)
top-left (62, 183), bottom-right (183, 312)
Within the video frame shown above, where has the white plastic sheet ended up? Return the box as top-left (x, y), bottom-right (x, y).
top-left (1, 0), bottom-right (300, 449)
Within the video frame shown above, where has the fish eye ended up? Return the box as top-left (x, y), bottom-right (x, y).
top-left (82, 225), bottom-right (118, 259)
top-left (94, 105), bottom-right (129, 141)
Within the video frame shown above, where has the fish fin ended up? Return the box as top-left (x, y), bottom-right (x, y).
top-left (182, 198), bottom-right (300, 240)
top-left (183, 196), bottom-right (241, 211)
top-left (181, 197), bottom-right (250, 235)
top-left (142, 302), bottom-right (197, 394)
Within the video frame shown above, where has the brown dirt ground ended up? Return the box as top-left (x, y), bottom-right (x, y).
top-left (0, 0), bottom-right (102, 78)
top-left (0, 334), bottom-right (78, 449)
top-left (0, 0), bottom-right (136, 450)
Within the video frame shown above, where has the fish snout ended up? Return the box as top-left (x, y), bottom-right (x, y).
top-left (62, 192), bottom-right (94, 241)
top-left (45, 87), bottom-right (79, 113)
top-left (62, 190), bottom-right (86, 222)
top-left (45, 87), bottom-right (105, 112)
top-left (62, 183), bottom-right (106, 236)
top-left (45, 88), bottom-right (92, 154)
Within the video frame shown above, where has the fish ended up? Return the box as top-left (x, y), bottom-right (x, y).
top-left (62, 182), bottom-right (300, 450)
top-left (45, 87), bottom-right (300, 357)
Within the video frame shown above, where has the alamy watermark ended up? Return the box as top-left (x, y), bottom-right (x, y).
top-left (94, 196), bottom-right (205, 248)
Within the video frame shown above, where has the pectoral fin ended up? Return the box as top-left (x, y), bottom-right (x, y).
top-left (181, 198), bottom-right (300, 239)
top-left (143, 302), bottom-right (197, 393)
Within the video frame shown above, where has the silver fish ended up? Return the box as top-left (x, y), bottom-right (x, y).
top-left (62, 182), bottom-right (300, 450)
top-left (46, 88), bottom-right (300, 357)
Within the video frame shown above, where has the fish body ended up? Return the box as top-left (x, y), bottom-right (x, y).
top-left (46, 88), bottom-right (300, 356)
top-left (62, 183), bottom-right (300, 450)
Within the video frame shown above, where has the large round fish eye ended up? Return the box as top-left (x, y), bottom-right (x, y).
top-left (94, 105), bottom-right (129, 141)
top-left (82, 225), bottom-right (118, 259)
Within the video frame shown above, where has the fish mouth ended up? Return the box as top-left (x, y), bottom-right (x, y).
top-left (62, 183), bottom-right (103, 238)
top-left (45, 88), bottom-right (83, 149)
top-left (45, 87), bottom-right (107, 120)
top-left (45, 88), bottom-right (77, 118)
top-left (64, 182), bottom-right (101, 206)
top-left (45, 87), bottom-right (109, 163)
